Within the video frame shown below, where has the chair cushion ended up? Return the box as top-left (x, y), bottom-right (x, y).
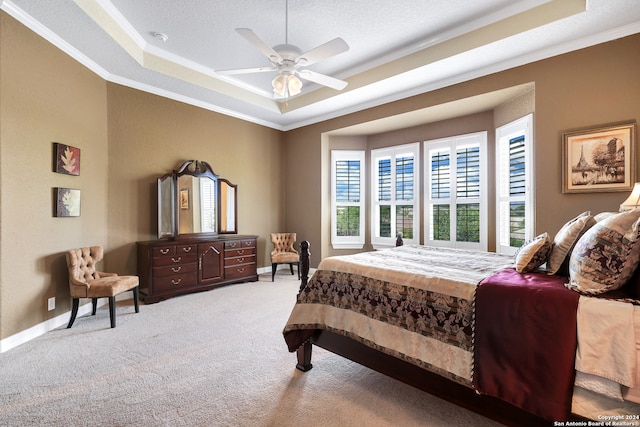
top-left (272, 252), bottom-right (299, 263)
top-left (87, 276), bottom-right (139, 298)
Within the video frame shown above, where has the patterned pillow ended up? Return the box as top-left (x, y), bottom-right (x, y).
top-left (567, 210), bottom-right (640, 295)
top-left (547, 212), bottom-right (596, 275)
top-left (515, 232), bottom-right (552, 273)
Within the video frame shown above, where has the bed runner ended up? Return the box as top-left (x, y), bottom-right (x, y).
top-left (473, 268), bottom-right (580, 421)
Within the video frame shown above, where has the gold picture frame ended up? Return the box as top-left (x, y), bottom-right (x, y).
top-left (562, 122), bottom-right (636, 193)
top-left (180, 188), bottom-right (189, 210)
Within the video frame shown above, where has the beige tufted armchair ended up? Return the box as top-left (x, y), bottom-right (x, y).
top-left (271, 233), bottom-right (300, 282)
top-left (66, 246), bottom-right (139, 328)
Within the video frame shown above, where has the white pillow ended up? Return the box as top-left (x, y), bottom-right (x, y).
top-left (547, 212), bottom-right (596, 275)
top-left (515, 232), bottom-right (551, 273)
top-left (567, 210), bottom-right (640, 295)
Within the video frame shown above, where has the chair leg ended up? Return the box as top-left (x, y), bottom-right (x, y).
top-left (109, 296), bottom-right (116, 328)
top-left (297, 262), bottom-right (300, 280)
top-left (133, 286), bottom-right (140, 313)
top-left (272, 263), bottom-right (277, 281)
top-left (67, 298), bottom-right (79, 328)
top-left (289, 263), bottom-right (294, 275)
top-left (91, 298), bottom-right (98, 315)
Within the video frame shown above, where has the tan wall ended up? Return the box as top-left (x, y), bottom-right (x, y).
top-left (1, 12), bottom-right (109, 337)
top-left (285, 34), bottom-right (640, 266)
top-left (105, 85), bottom-right (284, 275)
top-left (0, 12), bottom-right (285, 340)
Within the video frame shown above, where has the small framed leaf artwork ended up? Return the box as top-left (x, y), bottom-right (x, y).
top-left (53, 142), bottom-right (80, 176)
top-left (54, 187), bottom-right (81, 217)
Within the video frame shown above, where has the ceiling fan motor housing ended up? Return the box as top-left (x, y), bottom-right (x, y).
top-left (272, 44), bottom-right (304, 71)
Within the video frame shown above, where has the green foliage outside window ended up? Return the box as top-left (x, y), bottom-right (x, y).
top-left (396, 205), bottom-right (413, 239)
top-left (336, 206), bottom-right (360, 236)
top-left (510, 202), bottom-right (525, 247)
top-left (432, 205), bottom-right (450, 241)
top-left (379, 205), bottom-right (391, 238)
top-left (456, 204), bottom-right (480, 242)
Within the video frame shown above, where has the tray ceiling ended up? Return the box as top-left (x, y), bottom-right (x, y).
top-left (3, 0), bottom-right (640, 130)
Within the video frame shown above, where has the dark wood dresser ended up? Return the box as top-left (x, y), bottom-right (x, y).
top-left (137, 235), bottom-right (258, 303)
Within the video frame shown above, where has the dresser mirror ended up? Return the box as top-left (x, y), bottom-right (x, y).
top-left (157, 160), bottom-right (238, 239)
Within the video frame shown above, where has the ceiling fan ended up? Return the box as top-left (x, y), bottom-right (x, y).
top-left (216, 0), bottom-right (349, 98)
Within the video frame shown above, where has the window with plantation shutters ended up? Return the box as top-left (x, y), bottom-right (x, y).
top-left (371, 143), bottom-right (419, 248)
top-left (331, 151), bottom-right (365, 249)
top-left (496, 114), bottom-right (534, 255)
top-left (425, 132), bottom-right (487, 250)
top-left (199, 177), bottom-right (217, 233)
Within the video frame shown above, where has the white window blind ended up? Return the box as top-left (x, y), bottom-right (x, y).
top-left (425, 132), bottom-right (487, 251)
top-left (331, 150), bottom-right (365, 249)
top-left (371, 143), bottom-right (420, 248)
top-left (496, 114), bottom-right (534, 255)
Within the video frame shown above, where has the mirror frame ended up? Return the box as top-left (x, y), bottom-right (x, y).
top-left (218, 178), bottom-right (238, 234)
top-left (157, 172), bottom-right (176, 239)
top-left (157, 160), bottom-right (238, 239)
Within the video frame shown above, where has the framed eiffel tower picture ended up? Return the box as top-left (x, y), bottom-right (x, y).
top-left (562, 122), bottom-right (636, 193)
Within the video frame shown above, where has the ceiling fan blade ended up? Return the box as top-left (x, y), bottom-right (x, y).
top-left (296, 37), bottom-right (349, 66)
top-left (298, 70), bottom-right (348, 91)
top-left (217, 66), bottom-right (277, 76)
top-left (235, 28), bottom-right (282, 63)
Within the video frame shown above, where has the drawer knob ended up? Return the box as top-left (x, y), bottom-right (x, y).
top-left (171, 278), bottom-right (182, 285)
top-left (182, 247), bottom-right (192, 253)
top-left (172, 257), bottom-right (181, 263)
top-left (160, 248), bottom-right (170, 255)
top-left (171, 266), bottom-right (181, 272)
top-left (237, 249), bottom-right (245, 255)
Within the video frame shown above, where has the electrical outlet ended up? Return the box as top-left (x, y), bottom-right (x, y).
top-left (47, 297), bottom-right (55, 311)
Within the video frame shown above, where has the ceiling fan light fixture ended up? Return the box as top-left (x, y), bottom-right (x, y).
top-left (272, 73), bottom-right (302, 97)
top-left (287, 74), bottom-right (302, 96)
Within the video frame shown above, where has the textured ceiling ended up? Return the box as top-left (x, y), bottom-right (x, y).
top-left (3, 0), bottom-right (640, 131)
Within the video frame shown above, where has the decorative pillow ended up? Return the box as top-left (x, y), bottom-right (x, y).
top-left (547, 212), bottom-right (596, 275)
top-left (515, 232), bottom-right (552, 273)
top-left (566, 210), bottom-right (640, 295)
top-left (594, 211), bottom-right (617, 222)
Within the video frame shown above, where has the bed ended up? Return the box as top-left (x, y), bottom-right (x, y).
top-left (283, 210), bottom-right (640, 426)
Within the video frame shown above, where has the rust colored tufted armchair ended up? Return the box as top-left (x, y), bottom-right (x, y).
top-left (271, 233), bottom-right (300, 282)
top-left (66, 246), bottom-right (139, 328)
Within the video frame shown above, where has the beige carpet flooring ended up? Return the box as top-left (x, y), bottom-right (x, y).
top-left (0, 270), bottom-right (501, 426)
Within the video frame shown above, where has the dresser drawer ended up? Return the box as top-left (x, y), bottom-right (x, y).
top-left (151, 245), bottom-right (176, 257)
top-left (153, 254), bottom-right (197, 267)
top-left (225, 246), bottom-right (255, 258)
top-left (224, 239), bottom-right (255, 250)
top-left (225, 264), bottom-right (256, 279)
top-left (176, 244), bottom-right (196, 255)
top-left (225, 254), bottom-right (256, 267)
top-left (153, 262), bottom-right (197, 277)
top-left (154, 272), bottom-right (198, 292)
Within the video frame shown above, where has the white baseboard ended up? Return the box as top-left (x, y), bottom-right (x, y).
top-left (0, 295), bottom-right (128, 354)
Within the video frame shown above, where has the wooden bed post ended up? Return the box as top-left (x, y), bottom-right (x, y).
top-left (298, 240), bottom-right (310, 293)
top-left (296, 341), bottom-right (313, 372)
top-left (295, 240), bottom-right (313, 371)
